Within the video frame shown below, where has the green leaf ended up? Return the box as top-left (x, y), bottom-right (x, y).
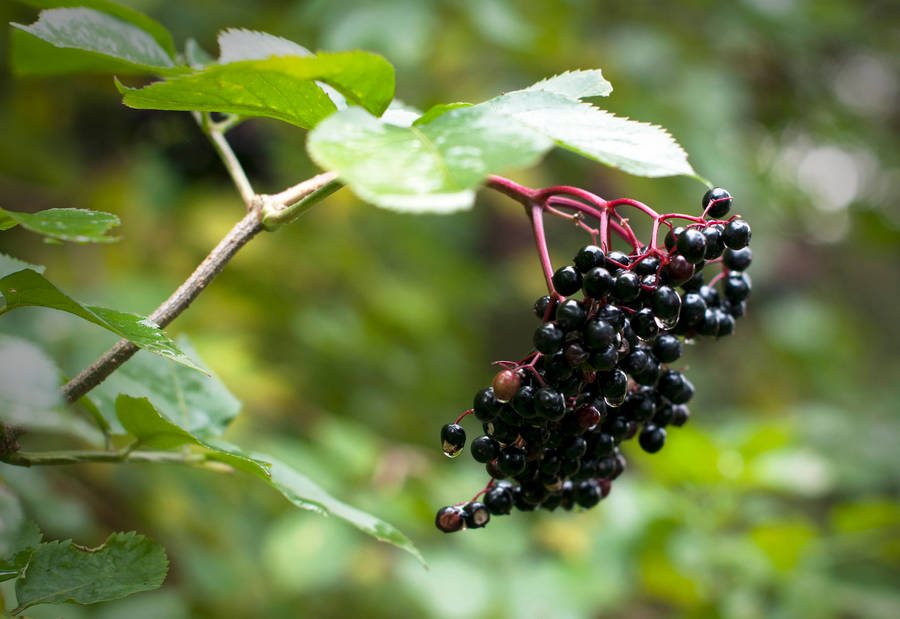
top-left (12, 532), bottom-right (168, 614)
top-left (184, 38), bottom-right (213, 69)
top-left (216, 28), bottom-right (312, 63)
top-left (261, 456), bottom-right (425, 566)
top-left (308, 70), bottom-right (696, 212)
top-left (0, 269), bottom-right (203, 373)
top-left (308, 105), bottom-right (553, 212)
top-left (0, 207), bottom-right (119, 243)
top-left (114, 395), bottom-right (269, 478)
top-left (91, 336), bottom-right (239, 437)
top-left (0, 253), bottom-right (45, 278)
top-left (11, 8), bottom-right (183, 77)
top-left (18, 0), bottom-right (177, 58)
top-left (0, 486), bottom-right (42, 583)
top-left (118, 50), bottom-right (395, 129)
top-left (0, 334), bottom-right (103, 444)
top-left (523, 69), bottom-right (613, 99)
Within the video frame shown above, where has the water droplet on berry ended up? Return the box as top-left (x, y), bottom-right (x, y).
top-left (654, 315), bottom-right (678, 330)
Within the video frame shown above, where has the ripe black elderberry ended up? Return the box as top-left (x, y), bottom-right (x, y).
top-left (436, 185), bottom-right (753, 533)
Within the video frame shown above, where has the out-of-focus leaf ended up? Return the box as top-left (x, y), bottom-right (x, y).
top-left (0, 207), bottom-right (119, 243)
top-left (0, 485), bottom-right (42, 583)
top-left (11, 8), bottom-right (183, 76)
top-left (749, 521), bottom-right (817, 570)
top-left (91, 337), bottom-right (239, 437)
top-left (11, 532), bottom-right (168, 614)
top-left (216, 28), bottom-right (311, 63)
top-left (184, 38), bottom-right (213, 69)
top-left (523, 69), bottom-right (613, 98)
top-left (118, 50), bottom-right (395, 128)
top-left (19, 0), bottom-right (177, 57)
top-left (0, 254), bottom-right (44, 278)
top-left (0, 269), bottom-right (202, 372)
top-left (0, 334), bottom-right (103, 443)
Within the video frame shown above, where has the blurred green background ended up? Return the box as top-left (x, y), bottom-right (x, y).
top-left (1, 0), bottom-right (899, 617)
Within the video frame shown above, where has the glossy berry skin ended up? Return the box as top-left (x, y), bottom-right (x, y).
top-left (676, 228), bottom-right (707, 264)
top-left (574, 245), bottom-right (606, 272)
top-left (556, 299), bottom-right (587, 331)
top-left (533, 295), bottom-right (554, 320)
top-left (601, 369), bottom-right (628, 399)
top-left (533, 322), bottom-right (565, 354)
top-left (497, 447), bottom-right (527, 476)
top-left (470, 435), bottom-right (499, 463)
top-left (671, 404), bottom-right (690, 427)
top-left (698, 285), bottom-right (721, 307)
top-left (723, 246), bottom-right (752, 271)
top-left (697, 308), bottom-right (720, 337)
top-left (463, 502), bottom-right (491, 528)
top-left (584, 318), bottom-right (616, 350)
top-left (552, 266), bottom-right (582, 296)
top-left (484, 418), bottom-right (519, 444)
top-left (589, 344), bottom-right (618, 371)
top-left (441, 423), bottom-right (466, 457)
top-left (639, 425), bottom-right (667, 453)
top-left (606, 251), bottom-right (631, 273)
top-left (703, 225), bottom-right (726, 259)
top-left (723, 219), bottom-right (752, 249)
top-left (575, 479), bottom-right (602, 508)
top-left (564, 343), bottom-right (589, 367)
top-left (576, 404), bottom-right (603, 428)
top-left (652, 286), bottom-right (682, 322)
top-left (652, 333), bottom-right (682, 363)
top-left (612, 271), bottom-right (641, 302)
top-left (511, 385), bottom-right (536, 418)
top-left (435, 506), bottom-right (465, 533)
top-left (665, 226), bottom-right (685, 251)
top-left (633, 255), bottom-right (660, 276)
top-left (631, 308), bottom-right (659, 340)
top-left (663, 255), bottom-right (694, 285)
top-left (492, 369), bottom-right (521, 403)
top-left (724, 272), bottom-right (751, 302)
top-left (680, 292), bottom-right (708, 328)
top-left (583, 266), bottom-right (613, 298)
top-left (535, 387), bottom-right (566, 421)
top-left (658, 370), bottom-right (687, 401)
top-left (703, 187), bottom-right (732, 218)
top-left (716, 311), bottom-right (736, 337)
top-left (473, 387), bottom-right (502, 422)
top-left (484, 485), bottom-right (513, 515)
top-left (597, 305), bottom-right (626, 331)
top-left (621, 349), bottom-right (651, 376)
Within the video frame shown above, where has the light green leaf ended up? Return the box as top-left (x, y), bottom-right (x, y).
top-left (308, 71), bottom-right (696, 212)
top-left (118, 51), bottom-right (395, 129)
top-left (184, 38), bottom-right (213, 69)
top-left (0, 207), bottom-right (119, 243)
top-left (0, 212), bottom-right (16, 231)
top-left (0, 269), bottom-right (203, 373)
top-left (0, 254), bottom-right (45, 278)
top-left (19, 0), bottom-right (176, 58)
top-left (0, 334), bottom-right (103, 444)
top-left (91, 336), bottom-right (239, 436)
top-left (262, 456), bottom-right (425, 566)
top-left (11, 8), bottom-right (183, 76)
top-left (12, 532), bottom-right (168, 614)
top-left (523, 69), bottom-right (613, 99)
top-left (381, 99), bottom-right (423, 128)
top-left (216, 28), bottom-right (311, 63)
top-left (0, 486), bottom-right (42, 583)
top-left (114, 395), bottom-right (269, 478)
top-left (308, 105), bottom-right (552, 212)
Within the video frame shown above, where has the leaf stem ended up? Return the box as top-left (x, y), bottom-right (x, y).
top-left (1, 448), bottom-right (207, 467)
top-left (194, 112), bottom-right (255, 208)
top-left (260, 172), bottom-right (342, 227)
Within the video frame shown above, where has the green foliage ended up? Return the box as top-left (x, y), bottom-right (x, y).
top-left (308, 70), bottom-right (697, 212)
top-left (118, 51), bottom-right (395, 129)
top-left (0, 207), bottom-right (119, 243)
top-left (11, 531), bottom-right (168, 615)
top-left (0, 268), bottom-right (202, 372)
top-left (11, 7), bottom-right (182, 76)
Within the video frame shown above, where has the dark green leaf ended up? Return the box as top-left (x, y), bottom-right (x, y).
top-left (19, 0), bottom-right (176, 58)
top-left (261, 456), bottom-right (425, 566)
top-left (92, 337), bottom-right (239, 436)
top-left (0, 207), bottom-right (119, 243)
top-left (308, 70), bottom-right (696, 212)
top-left (0, 334), bottom-right (103, 444)
top-left (11, 8), bottom-right (183, 76)
top-left (118, 50), bottom-right (395, 128)
top-left (12, 532), bottom-right (168, 614)
top-left (114, 395), bottom-right (270, 477)
top-left (0, 269), bottom-right (203, 372)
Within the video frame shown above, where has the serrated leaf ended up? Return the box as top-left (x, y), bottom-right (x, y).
top-left (0, 334), bottom-right (103, 444)
top-left (0, 254), bottom-right (45, 279)
top-left (12, 532), bottom-right (168, 614)
top-left (12, 8), bottom-right (184, 76)
top-left (19, 0), bottom-right (177, 58)
top-left (0, 269), bottom-right (203, 373)
top-left (308, 105), bottom-right (552, 212)
top-left (118, 51), bottom-right (395, 128)
top-left (114, 395), bottom-right (270, 478)
top-left (0, 207), bottom-right (119, 243)
top-left (523, 69), bottom-right (613, 99)
top-left (91, 336), bottom-right (239, 436)
top-left (308, 71), bottom-right (696, 211)
top-left (261, 456), bottom-right (425, 566)
top-left (217, 28), bottom-right (311, 63)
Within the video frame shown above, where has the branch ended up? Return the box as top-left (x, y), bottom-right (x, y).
top-left (61, 210), bottom-right (264, 403)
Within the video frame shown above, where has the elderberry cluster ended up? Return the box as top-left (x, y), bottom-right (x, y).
top-left (436, 188), bottom-right (752, 532)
